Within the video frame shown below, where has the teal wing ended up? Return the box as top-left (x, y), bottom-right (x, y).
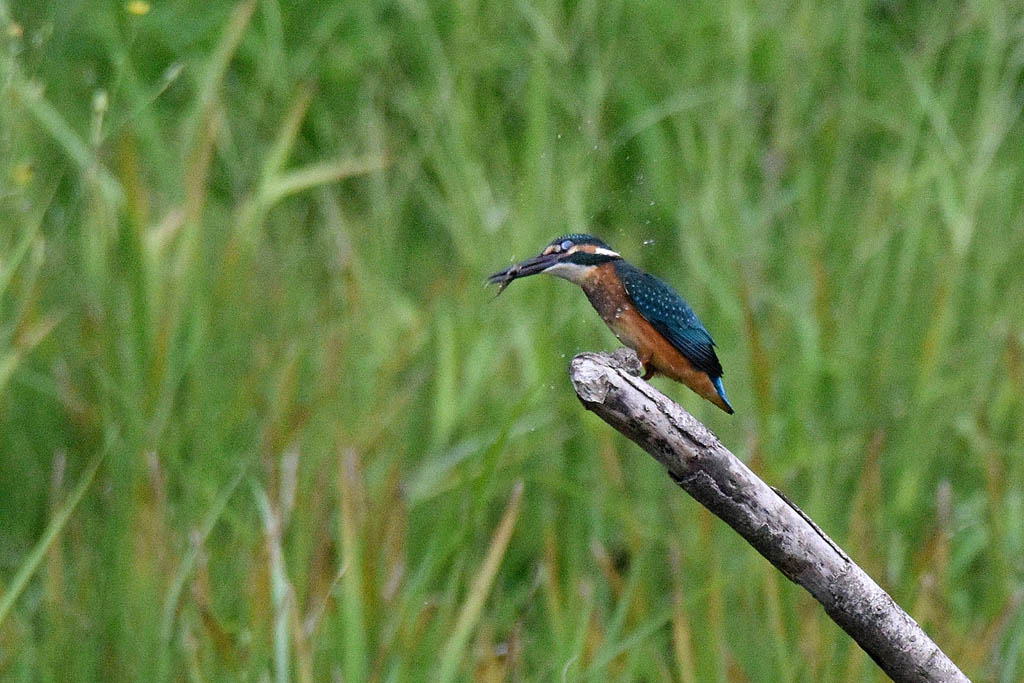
top-left (614, 261), bottom-right (723, 378)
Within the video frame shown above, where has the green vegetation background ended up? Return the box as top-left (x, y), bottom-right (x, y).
top-left (2, 0), bottom-right (1023, 680)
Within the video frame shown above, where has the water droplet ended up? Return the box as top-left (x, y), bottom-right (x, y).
top-left (643, 239), bottom-right (655, 246)
top-left (649, 201), bottom-right (655, 206)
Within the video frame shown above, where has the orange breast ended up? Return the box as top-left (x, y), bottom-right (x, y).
top-left (581, 265), bottom-right (729, 411)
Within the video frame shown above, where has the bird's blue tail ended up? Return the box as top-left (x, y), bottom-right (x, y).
top-left (711, 376), bottom-right (734, 414)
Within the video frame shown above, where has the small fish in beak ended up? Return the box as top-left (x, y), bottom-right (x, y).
top-left (486, 266), bottom-right (518, 297)
top-left (487, 252), bottom-right (561, 296)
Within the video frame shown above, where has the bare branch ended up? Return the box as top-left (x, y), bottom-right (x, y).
top-left (569, 350), bottom-right (969, 683)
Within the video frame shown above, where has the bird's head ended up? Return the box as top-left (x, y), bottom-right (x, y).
top-left (488, 234), bottom-right (622, 294)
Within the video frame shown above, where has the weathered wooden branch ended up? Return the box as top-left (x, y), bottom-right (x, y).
top-left (569, 349), bottom-right (969, 683)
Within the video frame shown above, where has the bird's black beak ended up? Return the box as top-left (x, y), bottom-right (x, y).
top-left (487, 252), bottom-right (562, 296)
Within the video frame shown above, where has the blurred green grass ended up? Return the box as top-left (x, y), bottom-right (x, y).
top-left (1, 0), bottom-right (1023, 680)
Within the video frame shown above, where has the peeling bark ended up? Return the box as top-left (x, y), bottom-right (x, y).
top-left (569, 350), bottom-right (969, 683)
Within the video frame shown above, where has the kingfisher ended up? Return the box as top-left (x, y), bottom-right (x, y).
top-left (489, 234), bottom-right (734, 414)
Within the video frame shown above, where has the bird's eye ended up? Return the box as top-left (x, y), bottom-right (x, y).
top-left (560, 239), bottom-right (573, 251)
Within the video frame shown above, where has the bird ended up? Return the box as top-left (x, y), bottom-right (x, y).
top-left (488, 234), bottom-right (734, 414)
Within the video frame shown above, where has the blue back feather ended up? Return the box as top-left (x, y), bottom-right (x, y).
top-left (614, 261), bottom-right (724, 379)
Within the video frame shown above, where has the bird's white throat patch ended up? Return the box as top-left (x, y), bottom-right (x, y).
top-left (542, 261), bottom-right (590, 284)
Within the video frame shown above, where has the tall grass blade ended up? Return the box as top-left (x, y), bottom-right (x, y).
top-left (437, 481), bottom-right (524, 683)
top-left (0, 437), bottom-right (110, 626)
